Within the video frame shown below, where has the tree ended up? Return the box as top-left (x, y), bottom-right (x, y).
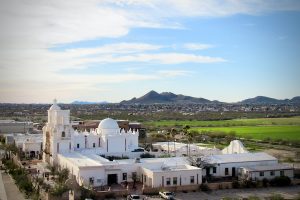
top-left (57, 168), bottom-right (69, 183)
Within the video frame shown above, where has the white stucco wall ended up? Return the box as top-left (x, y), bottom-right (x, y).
top-left (140, 167), bottom-right (202, 188)
top-left (204, 160), bottom-right (278, 177)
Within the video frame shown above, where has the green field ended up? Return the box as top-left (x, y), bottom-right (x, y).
top-left (144, 116), bottom-right (300, 127)
top-left (192, 126), bottom-right (300, 141)
top-left (145, 117), bottom-right (300, 141)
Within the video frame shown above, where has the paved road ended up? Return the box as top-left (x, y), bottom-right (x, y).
top-left (0, 170), bottom-right (7, 200)
top-left (1, 172), bottom-right (26, 200)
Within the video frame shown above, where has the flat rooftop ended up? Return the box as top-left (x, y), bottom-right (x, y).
top-left (59, 152), bottom-right (111, 167)
top-left (241, 164), bottom-right (293, 172)
top-left (204, 152), bottom-right (277, 164)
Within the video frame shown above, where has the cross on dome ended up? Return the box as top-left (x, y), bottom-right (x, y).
top-left (49, 98), bottom-right (60, 110)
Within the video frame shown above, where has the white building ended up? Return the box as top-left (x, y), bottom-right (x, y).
top-left (200, 152), bottom-right (278, 178)
top-left (239, 164), bottom-right (294, 181)
top-left (5, 133), bottom-right (42, 158)
top-left (43, 100), bottom-right (202, 188)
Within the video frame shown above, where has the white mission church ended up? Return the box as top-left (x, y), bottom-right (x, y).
top-left (42, 100), bottom-right (293, 188)
top-left (42, 100), bottom-right (202, 187)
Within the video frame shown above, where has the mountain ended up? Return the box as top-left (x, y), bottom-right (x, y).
top-left (120, 91), bottom-right (300, 105)
top-left (291, 96), bottom-right (300, 104)
top-left (120, 90), bottom-right (218, 104)
top-left (71, 101), bottom-right (109, 105)
top-left (239, 96), bottom-right (300, 105)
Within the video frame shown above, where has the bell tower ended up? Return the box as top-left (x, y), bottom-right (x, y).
top-left (43, 99), bottom-right (73, 165)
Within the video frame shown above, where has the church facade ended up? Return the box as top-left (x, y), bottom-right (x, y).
top-left (43, 100), bottom-right (139, 165)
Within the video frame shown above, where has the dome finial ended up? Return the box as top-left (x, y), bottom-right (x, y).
top-left (53, 98), bottom-right (57, 104)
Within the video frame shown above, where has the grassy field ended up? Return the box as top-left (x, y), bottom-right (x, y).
top-left (145, 117), bottom-right (300, 142)
top-left (192, 126), bottom-right (300, 141)
top-left (144, 116), bottom-right (300, 127)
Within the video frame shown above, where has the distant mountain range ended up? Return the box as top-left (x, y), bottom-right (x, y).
top-left (239, 96), bottom-right (300, 105)
top-left (121, 90), bottom-right (220, 104)
top-left (71, 101), bottom-right (109, 105)
top-left (120, 91), bottom-right (300, 105)
top-left (70, 91), bottom-right (300, 105)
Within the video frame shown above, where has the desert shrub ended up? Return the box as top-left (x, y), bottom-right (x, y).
top-left (50, 184), bottom-right (69, 196)
top-left (262, 178), bottom-right (269, 187)
top-left (232, 180), bottom-right (240, 188)
top-left (140, 153), bottom-right (155, 158)
top-left (241, 179), bottom-right (257, 188)
top-left (269, 193), bottom-right (284, 200)
top-left (200, 183), bottom-right (210, 191)
top-left (269, 176), bottom-right (291, 187)
top-left (248, 195), bottom-right (261, 200)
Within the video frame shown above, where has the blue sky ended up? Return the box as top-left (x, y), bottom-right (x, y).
top-left (0, 0), bottom-right (300, 103)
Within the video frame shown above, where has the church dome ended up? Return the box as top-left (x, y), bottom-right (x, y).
top-left (98, 118), bottom-right (119, 130)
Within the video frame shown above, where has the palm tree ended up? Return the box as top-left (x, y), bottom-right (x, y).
top-left (182, 125), bottom-right (191, 156)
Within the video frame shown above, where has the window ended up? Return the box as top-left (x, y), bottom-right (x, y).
top-left (166, 178), bottom-right (171, 185)
top-left (61, 131), bottom-right (65, 137)
top-left (190, 176), bottom-right (195, 184)
top-left (259, 172), bottom-right (264, 176)
top-left (77, 143), bottom-right (80, 149)
top-left (89, 177), bottom-right (94, 185)
top-left (280, 170), bottom-right (284, 176)
top-left (173, 177), bottom-right (177, 185)
top-left (225, 168), bottom-right (229, 175)
top-left (98, 138), bottom-right (101, 147)
top-left (270, 171), bottom-right (275, 176)
top-left (93, 143), bottom-right (96, 148)
top-left (213, 167), bottom-right (217, 173)
top-left (122, 173), bottom-right (127, 181)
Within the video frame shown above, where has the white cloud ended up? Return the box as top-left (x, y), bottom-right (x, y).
top-left (158, 70), bottom-right (192, 77)
top-left (0, 0), bottom-right (298, 102)
top-left (183, 43), bottom-right (214, 50)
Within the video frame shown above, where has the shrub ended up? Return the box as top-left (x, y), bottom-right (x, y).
top-left (270, 176), bottom-right (291, 187)
top-left (140, 153), bottom-right (155, 158)
top-left (248, 195), bottom-right (261, 200)
top-left (241, 180), bottom-right (257, 188)
top-left (262, 178), bottom-right (269, 187)
top-left (269, 193), bottom-right (284, 200)
top-left (232, 180), bottom-right (240, 189)
top-left (200, 183), bottom-right (210, 191)
top-left (50, 184), bottom-right (69, 196)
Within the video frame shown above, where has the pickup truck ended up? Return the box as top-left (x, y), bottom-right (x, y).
top-left (159, 191), bottom-right (174, 200)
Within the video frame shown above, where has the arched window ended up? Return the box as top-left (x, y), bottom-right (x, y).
top-left (62, 131), bottom-right (65, 137)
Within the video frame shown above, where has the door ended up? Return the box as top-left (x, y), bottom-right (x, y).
top-left (107, 174), bottom-right (118, 185)
top-left (206, 167), bottom-right (210, 176)
top-left (232, 167), bottom-right (236, 177)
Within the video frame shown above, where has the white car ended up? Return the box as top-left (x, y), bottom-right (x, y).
top-left (159, 191), bottom-right (174, 200)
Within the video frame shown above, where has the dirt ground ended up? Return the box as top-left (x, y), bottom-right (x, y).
top-left (133, 186), bottom-right (300, 200)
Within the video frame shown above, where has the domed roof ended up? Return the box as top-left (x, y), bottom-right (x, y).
top-left (49, 99), bottom-right (61, 110)
top-left (98, 118), bottom-right (119, 130)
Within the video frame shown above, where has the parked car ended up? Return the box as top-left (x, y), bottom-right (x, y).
top-left (159, 191), bottom-right (175, 200)
top-left (131, 148), bottom-right (145, 152)
top-left (127, 194), bottom-right (143, 200)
